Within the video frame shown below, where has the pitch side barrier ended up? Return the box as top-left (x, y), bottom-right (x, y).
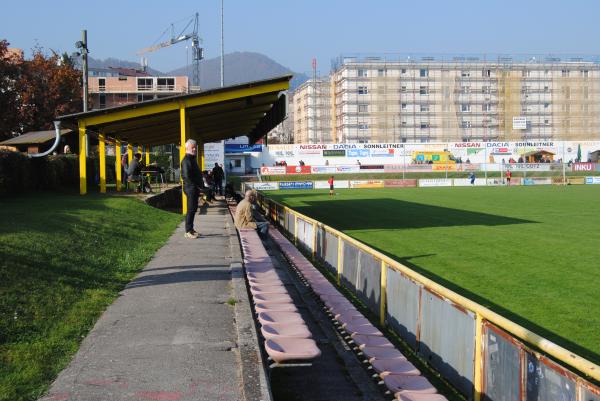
top-left (247, 187), bottom-right (600, 400)
top-left (245, 175), bottom-right (599, 191)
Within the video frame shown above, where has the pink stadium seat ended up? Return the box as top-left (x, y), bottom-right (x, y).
top-left (261, 322), bottom-right (312, 339)
top-left (371, 358), bottom-right (420, 377)
top-left (383, 375), bottom-right (437, 394)
top-left (258, 311), bottom-right (305, 325)
top-left (265, 338), bottom-right (321, 363)
top-left (253, 293), bottom-right (294, 304)
top-left (396, 394), bottom-right (448, 401)
top-left (351, 334), bottom-right (394, 349)
top-left (249, 285), bottom-right (288, 295)
top-left (254, 302), bottom-right (298, 314)
top-left (343, 322), bottom-right (384, 336)
top-left (361, 346), bottom-right (407, 362)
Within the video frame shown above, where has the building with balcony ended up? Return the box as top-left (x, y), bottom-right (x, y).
top-left (88, 67), bottom-right (188, 110)
top-left (293, 79), bottom-right (332, 144)
top-left (309, 54), bottom-right (600, 143)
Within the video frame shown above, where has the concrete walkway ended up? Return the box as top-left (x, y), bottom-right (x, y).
top-left (40, 202), bottom-right (253, 401)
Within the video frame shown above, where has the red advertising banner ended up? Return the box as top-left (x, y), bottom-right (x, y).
top-left (260, 166), bottom-right (287, 175)
top-left (572, 162), bottom-right (596, 172)
top-left (286, 165), bottom-right (312, 174)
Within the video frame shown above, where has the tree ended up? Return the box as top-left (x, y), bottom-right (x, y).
top-left (17, 47), bottom-right (82, 134)
top-left (0, 40), bottom-right (23, 140)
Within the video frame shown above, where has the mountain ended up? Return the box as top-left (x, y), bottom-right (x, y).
top-left (166, 51), bottom-right (309, 90)
top-left (87, 56), bottom-right (163, 76)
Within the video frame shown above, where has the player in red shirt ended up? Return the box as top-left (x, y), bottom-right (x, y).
top-left (328, 176), bottom-right (334, 197)
top-left (506, 169), bottom-right (512, 186)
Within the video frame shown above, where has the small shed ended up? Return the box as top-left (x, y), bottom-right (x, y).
top-left (522, 150), bottom-right (555, 163)
top-left (0, 129), bottom-right (77, 155)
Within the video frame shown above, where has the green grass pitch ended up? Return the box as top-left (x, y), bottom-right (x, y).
top-left (265, 185), bottom-right (600, 365)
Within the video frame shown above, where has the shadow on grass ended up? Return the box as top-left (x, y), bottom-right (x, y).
top-left (376, 248), bottom-right (600, 367)
top-left (292, 198), bottom-right (536, 230)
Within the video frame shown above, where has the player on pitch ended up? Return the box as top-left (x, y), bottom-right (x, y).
top-left (328, 175), bottom-right (334, 197)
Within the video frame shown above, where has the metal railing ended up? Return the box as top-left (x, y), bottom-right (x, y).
top-left (251, 187), bottom-right (600, 400)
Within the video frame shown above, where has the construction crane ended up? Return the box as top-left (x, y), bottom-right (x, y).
top-left (137, 13), bottom-right (203, 88)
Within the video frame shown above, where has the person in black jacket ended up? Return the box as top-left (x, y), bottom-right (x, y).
top-left (181, 139), bottom-right (204, 238)
top-left (211, 162), bottom-right (225, 196)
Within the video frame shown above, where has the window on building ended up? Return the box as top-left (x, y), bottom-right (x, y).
top-left (482, 69), bottom-right (491, 77)
top-left (544, 86), bottom-right (549, 92)
top-left (482, 104), bottom-right (491, 112)
top-left (234, 159), bottom-right (242, 168)
top-left (358, 104), bottom-right (369, 112)
top-left (419, 86), bottom-right (428, 95)
top-left (460, 104), bottom-right (471, 112)
top-left (357, 69), bottom-right (367, 77)
top-left (420, 122), bottom-right (429, 129)
top-left (544, 69), bottom-right (549, 75)
top-left (544, 119), bottom-right (550, 125)
top-left (401, 68), bottom-right (407, 74)
top-left (401, 120), bottom-right (407, 126)
top-left (461, 121), bottom-right (471, 128)
top-left (461, 86), bottom-right (470, 94)
top-left (137, 78), bottom-right (153, 91)
top-left (521, 106), bottom-right (528, 113)
top-left (419, 68), bottom-right (428, 77)
top-left (98, 78), bottom-right (106, 91)
top-left (358, 86), bottom-right (368, 94)
top-left (582, 70), bottom-right (589, 77)
top-left (561, 69), bottom-right (570, 77)
top-left (400, 86), bottom-right (407, 93)
top-left (420, 104), bottom-right (429, 112)
top-left (378, 69), bottom-right (385, 77)
top-left (401, 103), bottom-right (407, 110)
top-left (461, 70), bottom-right (470, 77)
top-left (358, 123), bottom-right (369, 130)
top-left (544, 103), bottom-right (549, 109)
top-left (99, 93), bottom-right (106, 109)
top-left (157, 78), bottom-right (175, 90)
top-left (482, 86), bottom-right (490, 94)
top-left (118, 76), bottom-right (127, 81)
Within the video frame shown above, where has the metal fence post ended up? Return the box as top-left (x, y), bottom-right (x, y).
top-left (380, 260), bottom-right (387, 326)
top-left (336, 235), bottom-right (343, 286)
top-left (294, 215), bottom-right (298, 245)
top-left (473, 313), bottom-right (484, 401)
top-left (312, 222), bottom-right (317, 258)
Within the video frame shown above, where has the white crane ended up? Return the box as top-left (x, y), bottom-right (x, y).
top-left (137, 13), bottom-right (203, 88)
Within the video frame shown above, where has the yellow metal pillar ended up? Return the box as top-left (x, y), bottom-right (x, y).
top-left (145, 146), bottom-right (150, 165)
top-left (127, 144), bottom-right (133, 164)
top-left (199, 141), bottom-right (205, 171)
top-left (98, 132), bottom-right (106, 193)
top-left (78, 122), bottom-right (87, 195)
top-left (115, 140), bottom-right (122, 192)
top-left (473, 313), bottom-right (484, 401)
top-left (179, 106), bottom-right (188, 215)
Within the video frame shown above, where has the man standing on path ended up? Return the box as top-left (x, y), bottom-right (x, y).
top-left (212, 162), bottom-right (225, 196)
top-left (181, 139), bottom-right (205, 239)
top-left (235, 189), bottom-right (269, 237)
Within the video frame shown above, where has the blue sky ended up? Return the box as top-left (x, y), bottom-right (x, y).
top-left (2, 0), bottom-right (599, 75)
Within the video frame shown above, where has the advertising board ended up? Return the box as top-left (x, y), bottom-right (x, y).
top-left (586, 176), bottom-right (600, 184)
top-left (522, 178), bottom-right (552, 186)
top-left (349, 180), bottom-right (385, 188)
top-left (279, 181), bottom-right (314, 190)
top-left (251, 182), bottom-right (279, 190)
top-left (311, 166), bottom-right (338, 174)
top-left (572, 162), bottom-right (596, 172)
top-left (225, 144), bottom-right (262, 153)
top-left (566, 177), bottom-right (586, 185)
top-left (323, 149), bottom-right (346, 157)
top-left (314, 180), bottom-right (350, 189)
top-left (260, 166), bottom-right (286, 175)
top-left (507, 163), bottom-right (551, 171)
top-left (383, 179), bottom-right (417, 188)
top-left (204, 141), bottom-right (225, 168)
top-left (419, 179), bottom-right (453, 187)
top-left (286, 165), bottom-right (312, 174)
top-left (347, 149), bottom-right (370, 158)
top-left (453, 178), bottom-right (487, 186)
top-left (336, 165), bottom-right (361, 173)
top-left (432, 164), bottom-right (457, 171)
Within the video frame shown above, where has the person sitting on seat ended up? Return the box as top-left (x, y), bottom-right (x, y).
top-left (127, 153), bottom-right (144, 192)
top-left (235, 189), bottom-right (268, 237)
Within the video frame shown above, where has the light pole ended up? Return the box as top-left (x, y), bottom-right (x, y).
top-left (75, 30), bottom-right (89, 155)
top-left (220, 0), bottom-right (225, 87)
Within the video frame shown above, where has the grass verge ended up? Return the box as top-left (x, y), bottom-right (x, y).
top-left (0, 193), bottom-right (181, 401)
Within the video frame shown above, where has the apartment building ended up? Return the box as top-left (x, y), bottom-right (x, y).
top-left (88, 67), bottom-right (188, 110)
top-left (293, 79), bottom-right (333, 143)
top-left (327, 54), bottom-right (600, 143)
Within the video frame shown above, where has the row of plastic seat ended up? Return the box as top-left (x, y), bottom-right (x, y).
top-left (228, 203), bottom-right (321, 366)
top-left (267, 226), bottom-right (448, 401)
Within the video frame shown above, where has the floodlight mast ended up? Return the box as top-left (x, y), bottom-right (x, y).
top-left (137, 13), bottom-right (203, 89)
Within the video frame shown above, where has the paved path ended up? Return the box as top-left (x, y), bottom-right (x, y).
top-left (41, 203), bottom-right (245, 401)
